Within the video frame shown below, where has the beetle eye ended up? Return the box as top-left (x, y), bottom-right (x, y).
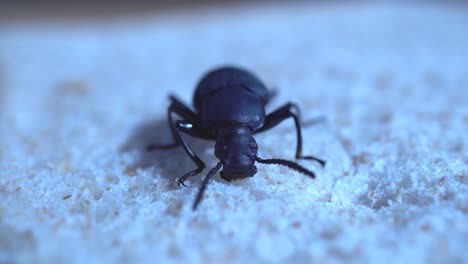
top-left (249, 141), bottom-right (258, 150)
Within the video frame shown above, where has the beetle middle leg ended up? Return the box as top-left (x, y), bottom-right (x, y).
top-left (257, 103), bottom-right (326, 167)
top-left (146, 95), bottom-right (200, 151)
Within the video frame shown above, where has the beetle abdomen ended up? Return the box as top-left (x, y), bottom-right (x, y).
top-left (193, 66), bottom-right (269, 110)
top-left (198, 87), bottom-right (266, 132)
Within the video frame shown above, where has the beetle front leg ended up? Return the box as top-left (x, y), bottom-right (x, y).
top-left (258, 103), bottom-right (326, 167)
top-left (172, 120), bottom-right (207, 186)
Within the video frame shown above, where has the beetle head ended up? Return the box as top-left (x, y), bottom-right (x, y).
top-left (215, 125), bottom-right (258, 181)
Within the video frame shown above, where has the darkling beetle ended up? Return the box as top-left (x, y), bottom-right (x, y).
top-left (147, 66), bottom-right (326, 210)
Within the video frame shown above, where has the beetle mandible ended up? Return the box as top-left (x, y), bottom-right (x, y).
top-left (147, 66), bottom-right (326, 210)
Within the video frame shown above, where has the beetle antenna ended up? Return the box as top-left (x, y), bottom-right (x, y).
top-left (256, 157), bottom-right (316, 178)
top-left (193, 162), bottom-right (223, 210)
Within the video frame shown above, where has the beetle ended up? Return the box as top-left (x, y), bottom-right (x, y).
top-left (147, 66), bottom-right (325, 210)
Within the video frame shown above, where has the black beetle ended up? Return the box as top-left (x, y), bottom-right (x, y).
top-left (147, 66), bottom-right (325, 210)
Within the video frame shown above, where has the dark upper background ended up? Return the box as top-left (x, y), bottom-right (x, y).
top-left (0, 1), bottom-right (296, 23)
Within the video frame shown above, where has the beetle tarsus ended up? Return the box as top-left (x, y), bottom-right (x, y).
top-left (302, 156), bottom-right (326, 167)
top-left (177, 167), bottom-right (205, 187)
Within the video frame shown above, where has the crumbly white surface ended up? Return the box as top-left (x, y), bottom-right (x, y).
top-left (1, 3), bottom-right (467, 263)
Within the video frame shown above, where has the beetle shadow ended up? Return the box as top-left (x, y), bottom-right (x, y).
top-left (120, 118), bottom-right (215, 188)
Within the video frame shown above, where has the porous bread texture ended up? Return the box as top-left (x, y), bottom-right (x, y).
top-left (1, 3), bottom-right (467, 263)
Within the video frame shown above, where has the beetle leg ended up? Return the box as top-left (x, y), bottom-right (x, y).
top-left (192, 161), bottom-right (223, 210)
top-left (172, 120), bottom-right (207, 187)
top-left (168, 94), bottom-right (198, 121)
top-left (146, 96), bottom-right (202, 151)
top-left (257, 103), bottom-right (326, 167)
